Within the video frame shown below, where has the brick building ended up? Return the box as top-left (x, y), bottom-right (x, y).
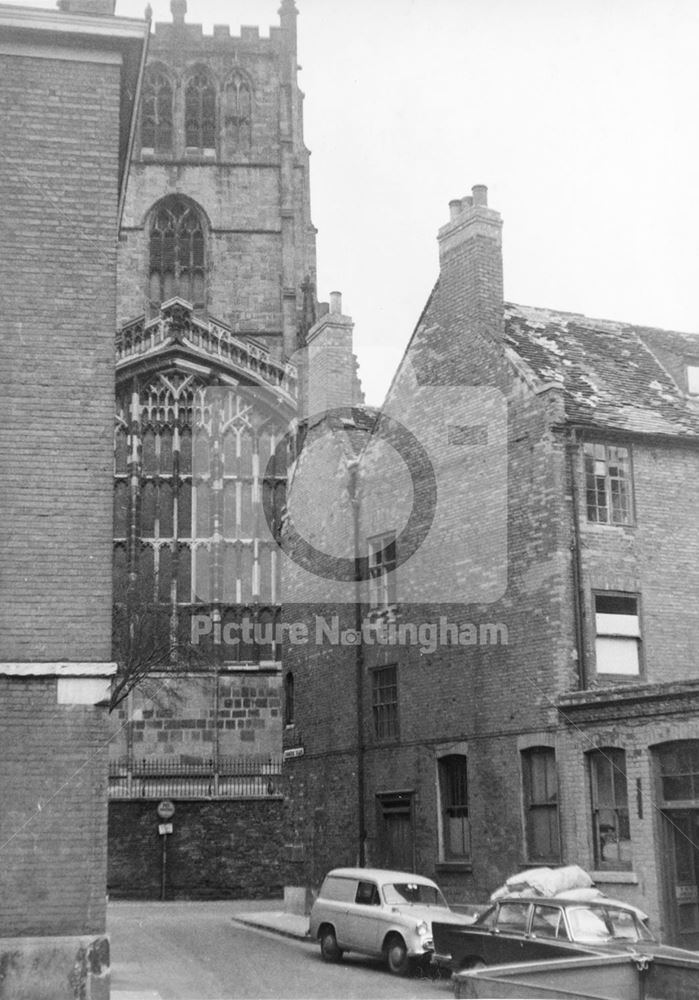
top-left (107, 0), bottom-right (361, 897)
top-left (282, 186), bottom-right (699, 949)
top-left (0, 1), bottom-right (147, 995)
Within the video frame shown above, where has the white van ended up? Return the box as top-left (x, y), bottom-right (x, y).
top-left (308, 867), bottom-right (473, 976)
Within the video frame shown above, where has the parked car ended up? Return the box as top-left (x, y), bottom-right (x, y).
top-left (432, 894), bottom-right (668, 975)
top-left (308, 867), bottom-right (476, 976)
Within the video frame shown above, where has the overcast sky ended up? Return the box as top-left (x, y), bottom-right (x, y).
top-left (17, 0), bottom-right (699, 403)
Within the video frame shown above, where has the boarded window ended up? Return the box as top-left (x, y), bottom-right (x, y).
top-left (439, 754), bottom-right (471, 861)
top-left (522, 747), bottom-right (560, 863)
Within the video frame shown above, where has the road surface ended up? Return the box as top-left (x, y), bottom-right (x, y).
top-left (109, 900), bottom-right (451, 1000)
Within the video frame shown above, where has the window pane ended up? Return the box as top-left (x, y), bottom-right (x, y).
top-left (497, 903), bottom-right (529, 933)
top-left (595, 636), bottom-right (640, 675)
top-left (583, 443), bottom-right (632, 524)
top-left (372, 666), bottom-right (398, 740)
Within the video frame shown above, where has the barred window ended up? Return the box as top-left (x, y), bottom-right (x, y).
top-left (149, 199), bottom-right (206, 310)
top-left (584, 443), bottom-right (633, 525)
top-left (141, 68), bottom-right (173, 153)
top-left (589, 749), bottom-right (631, 870)
top-left (372, 665), bottom-right (398, 741)
top-left (522, 747), bottom-right (560, 863)
top-left (185, 69), bottom-right (216, 150)
top-left (439, 754), bottom-right (471, 861)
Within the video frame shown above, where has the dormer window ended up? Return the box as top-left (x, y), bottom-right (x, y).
top-left (687, 365), bottom-right (699, 395)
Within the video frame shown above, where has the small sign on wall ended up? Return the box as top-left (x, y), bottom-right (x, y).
top-left (158, 823), bottom-right (173, 836)
top-left (157, 799), bottom-right (176, 820)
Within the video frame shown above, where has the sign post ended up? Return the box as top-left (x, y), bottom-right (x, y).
top-left (157, 800), bottom-right (175, 901)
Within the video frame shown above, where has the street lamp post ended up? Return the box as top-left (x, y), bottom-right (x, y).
top-left (348, 459), bottom-right (366, 867)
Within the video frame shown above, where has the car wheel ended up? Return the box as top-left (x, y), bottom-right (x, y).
top-left (385, 934), bottom-right (411, 976)
top-left (319, 926), bottom-right (343, 963)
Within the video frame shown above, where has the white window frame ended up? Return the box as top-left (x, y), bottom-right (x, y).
top-left (594, 593), bottom-right (641, 676)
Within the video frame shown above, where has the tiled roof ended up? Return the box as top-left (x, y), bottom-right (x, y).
top-left (505, 303), bottom-right (699, 438)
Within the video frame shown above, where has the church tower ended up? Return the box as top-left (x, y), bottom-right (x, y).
top-left (108, 1), bottom-right (329, 897)
top-left (117, 0), bottom-right (316, 358)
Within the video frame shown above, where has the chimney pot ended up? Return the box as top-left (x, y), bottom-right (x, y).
top-left (329, 291), bottom-right (342, 315)
top-left (448, 199), bottom-right (462, 222)
top-left (472, 184), bottom-right (488, 207)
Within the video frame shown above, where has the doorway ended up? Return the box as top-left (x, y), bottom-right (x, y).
top-left (376, 792), bottom-right (414, 871)
top-left (655, 741), bottom-right (699, 949)
top-left (664, 809), bottom-right (699, 949)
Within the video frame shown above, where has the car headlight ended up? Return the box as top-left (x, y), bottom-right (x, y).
top-left (416, 920), bottom-right (429, 936)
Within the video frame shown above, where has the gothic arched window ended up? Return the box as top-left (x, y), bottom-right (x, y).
top-left (148, 198), bottom-right (206, 310)
top-left (141, 67), bottom-right (173, 153)
top-left (185, 69), bottom-right (216, 150)
top-left (223, 72), bottom-right (252, 149)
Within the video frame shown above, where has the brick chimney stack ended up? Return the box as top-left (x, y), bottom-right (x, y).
top-left (303, 291), bottom-right (363, 418)
top-left (437, 184), bottom-right (504, 346)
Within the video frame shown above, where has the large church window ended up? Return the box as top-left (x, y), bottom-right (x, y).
top-left (223, 72), bottom-right (252, 149)
top-left (148, 199), bottom-right (206, 311)
top-left (185, 69), bottom-right (216, 150)
top-left (114, 375), bottom-right (289, 677)
top-left (141, 68), bottom-right (173, 153)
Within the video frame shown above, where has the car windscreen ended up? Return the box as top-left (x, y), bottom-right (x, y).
top-left (567, 905), bottom-right (650, 943)
top-left (382, 882), bottom-right (445, 906)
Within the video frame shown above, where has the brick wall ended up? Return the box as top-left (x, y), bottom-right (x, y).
top-left (281, 190), bottom-right (579, 899)
top-left (576, 441), bottom-right (699, 686)
top-left (0, 53), bottom-right (119, 662)
top-left (0, 677), bottom-right (110, 935)
top-left (108, 798), bottom-right (287, 899)
top-left (109, 670), bottom-right (282, 759)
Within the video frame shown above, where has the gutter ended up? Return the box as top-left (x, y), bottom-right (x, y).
top-left (566, 427), bottom-right (586, 690)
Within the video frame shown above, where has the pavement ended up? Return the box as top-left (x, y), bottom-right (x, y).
top-left (111, 903), bottom-right (311, 1000)
top-left (229, 908), bottom-right (311, 941)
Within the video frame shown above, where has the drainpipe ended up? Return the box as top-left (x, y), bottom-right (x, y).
top-left (348, 459), bottom-right (366, 866)
top-left (567, 427), bottom-right (586, 689)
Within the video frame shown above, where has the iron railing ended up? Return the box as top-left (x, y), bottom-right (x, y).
top-left (108, 754), bottom-right (283, 800)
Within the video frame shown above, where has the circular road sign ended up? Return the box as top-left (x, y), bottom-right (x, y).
top-left (157, 799), bottom-right (176, 820)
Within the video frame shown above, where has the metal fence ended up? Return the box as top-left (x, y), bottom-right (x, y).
top-left (108, 755), bottom-right (283, 800)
